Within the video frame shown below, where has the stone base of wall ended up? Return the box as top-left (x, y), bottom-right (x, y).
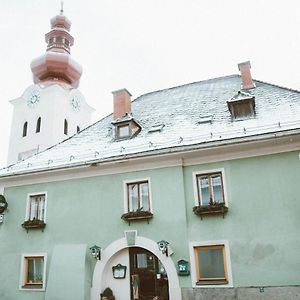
top-left (181, 286), bottom-right (300, 300)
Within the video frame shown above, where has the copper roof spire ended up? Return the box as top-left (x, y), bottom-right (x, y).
top-left (30, 7), bottom-right (82, 88)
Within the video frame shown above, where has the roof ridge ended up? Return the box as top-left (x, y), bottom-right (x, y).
top-left (132, 74), bottom-right (240, 102)
top-left (253, 79), bottom-right (300, 94)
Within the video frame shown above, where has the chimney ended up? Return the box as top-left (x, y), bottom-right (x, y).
top-left (238, 61), bottom-right (255, 89)
top-left (112, 88), bottom-right (132, 120)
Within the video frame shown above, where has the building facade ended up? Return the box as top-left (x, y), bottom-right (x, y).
top-left (0, 11), bottom-right (300, 300)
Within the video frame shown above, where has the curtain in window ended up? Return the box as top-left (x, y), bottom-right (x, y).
top-left (129, 184), bottom-right (138, 211)
top-left (27, 258), bottom-right (43, 283)
top-left (198, 176), bottom-right (210, 205)
top-left (29, 195), bottom-right (45, 221)
top-left (198, 248), bottom-right (225, 279)
top-left (140, 183), bottom-right (149, 211)
top-left (211, 174), bottom-right (223, 203)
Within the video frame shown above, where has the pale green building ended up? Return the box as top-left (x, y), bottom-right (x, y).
top-left (0, 11), bottom-right (300, 300)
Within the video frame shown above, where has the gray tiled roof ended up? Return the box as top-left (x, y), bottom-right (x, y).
top-left (1, 74), bottom-right (300, 176)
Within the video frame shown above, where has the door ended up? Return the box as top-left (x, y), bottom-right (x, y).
top-left (129, 247), bottom-right (169, 300)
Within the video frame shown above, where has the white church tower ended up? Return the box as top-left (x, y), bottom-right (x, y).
top-left (7, 8), bottom-right (94, 165)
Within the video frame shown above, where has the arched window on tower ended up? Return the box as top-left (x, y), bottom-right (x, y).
top-left (36, 117), bottom-right (41, 133)
top-left (22, 122), bottom-right (28, 137)
top-left (77, 126), bottom-right (80, 133)
top-left (64, 119), bottom-right (68, 135)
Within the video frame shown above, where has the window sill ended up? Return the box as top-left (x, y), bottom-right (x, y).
top-left (196, 279), bottom-right (228, 286)
top-left (193, 203), bottom-right (228, 220)
top-left (22, 219), bottom-right (46, 232)
top-left (121, 211), bottom-right (153, 225)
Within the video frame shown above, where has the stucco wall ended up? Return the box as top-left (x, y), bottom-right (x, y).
top-left (0, 151), bottom-right (299, 299)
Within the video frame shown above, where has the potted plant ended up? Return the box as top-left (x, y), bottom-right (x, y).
top-left (100, 287), bottom-right (115, 300)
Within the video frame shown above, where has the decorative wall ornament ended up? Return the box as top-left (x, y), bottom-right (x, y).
top-left (124, 230), bottom-right (137, 246)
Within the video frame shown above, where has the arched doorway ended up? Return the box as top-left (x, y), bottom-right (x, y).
top-left (91, 235), bottom-right (182, 300)
top-left (129, 247), bottom-right (169, 300)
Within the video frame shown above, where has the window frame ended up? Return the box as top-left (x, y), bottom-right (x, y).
top-left (189, 240), bottom-right (233, 288)
top-left (19, 253), bottom-right (47, 291)
top-left (116, 123), bottom-right (131, 140)
top-left (193, 168), bottom-right (228, 207)
top-left (25, 192), bottom-right (47, 223)
top-left (123, 178), bottom-right (152, 213)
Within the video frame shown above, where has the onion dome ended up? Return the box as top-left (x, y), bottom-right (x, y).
top-left (30, 8), bottom-right (82, 88)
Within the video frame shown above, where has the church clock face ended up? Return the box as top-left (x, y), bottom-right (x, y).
top-left (27, 91), bottom-right (41, 107)
top-left (70, 95), bottom-right (81, 111)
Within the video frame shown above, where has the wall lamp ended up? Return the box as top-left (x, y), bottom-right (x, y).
top-left (90, 245), bottom-right (101, 260)
top-left (157, 240), bottom-right (169, 256)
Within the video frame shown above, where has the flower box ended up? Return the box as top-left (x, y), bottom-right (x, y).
top-left (121, 210), bottom-right (153, 225)
top-left (22, 219), bottom-right (46, 232)
top-left (193, 202), bottom-right (228, 220)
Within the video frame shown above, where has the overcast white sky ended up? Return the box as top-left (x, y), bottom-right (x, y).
top-left (0, 0), bottom-right (299, 168)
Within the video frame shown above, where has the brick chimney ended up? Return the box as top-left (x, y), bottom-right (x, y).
top-left (238, 61), bottom-right (255, 89)
top-left (112, 88), bottom-right (132, 120)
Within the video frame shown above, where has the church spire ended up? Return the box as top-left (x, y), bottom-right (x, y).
top-left (30, 7), bottom-right (82, 88)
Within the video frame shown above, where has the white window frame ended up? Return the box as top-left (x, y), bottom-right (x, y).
top-left (189, 240), bottom-right (233, 288)
top-left (19, 253), bottom-right (47, 291)
top-left (123, 178), bottom-right (153, 213)
top-left (193, 168), bottom-right (228, 207)
top-left (25, 192), bottom-right (47, 223)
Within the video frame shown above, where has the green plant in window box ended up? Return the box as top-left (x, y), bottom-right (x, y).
top-left (121, 208), bottom-right (153, 224)
top-left (193, 200), bottom-right (228, 219)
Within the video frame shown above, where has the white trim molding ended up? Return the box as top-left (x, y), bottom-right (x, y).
top-left (19, 252), bottom-right (47, 291)
top-left (122, 177), bottom-right (153, 213)
top-left (189, 240), bottom-right (233, 288)
top-left (192, 168), bottom-right (228, 207)
top-left (25, 191), bottom-right (47, 223)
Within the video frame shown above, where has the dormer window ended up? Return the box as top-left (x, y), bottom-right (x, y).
top-left (117, 124), bottom-right (130, 139)
top-left (227, 91), bottom-right (255, 120)
top-left (112, 114), bottom-right (141, 141)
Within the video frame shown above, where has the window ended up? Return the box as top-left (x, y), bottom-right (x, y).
top-left (36, 117), bottom-right (41, 133)
top-left (127, 181), bottom-right (150, 212)
top-left (196, 172), bottom-right (224, 206)
top-left (20, 254), bottom-right (47, 290)
top-left (190, 241), bottom-right (232, 287)
top-left (229, 100), bottom-right (255, 119)
top-left (56, 36), bottom-right (63, 44)
top-left (117, 124), bottom-right (130, 139)
top-left (122, 178), bottom-right (153, 224)
top-left (64, 119), bottom-right (68, 135)
top-left (194, 245), bottom-right (227, 284)
top-left (22, 194), bottom-right (46, 231)
top-left (227, 91), bottom-right (255, 120)
top-left (28, 194), bottom-right (46, 221)
top-left (22, 122), bottom-right (28, 137)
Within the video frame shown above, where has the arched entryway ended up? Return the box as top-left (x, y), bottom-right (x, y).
top-left (91, 235), bottom-right (182, 300)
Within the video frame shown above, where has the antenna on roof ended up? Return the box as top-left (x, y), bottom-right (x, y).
top-left (60, 1), bottom-right (64, 15)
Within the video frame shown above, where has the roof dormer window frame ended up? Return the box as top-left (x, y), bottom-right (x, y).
top-left (112, 113), bottom-right (142, 141)
top-left (227, 91), bottom-right (256, 121)
top-left (116, 122), bottom-right (131, 140)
